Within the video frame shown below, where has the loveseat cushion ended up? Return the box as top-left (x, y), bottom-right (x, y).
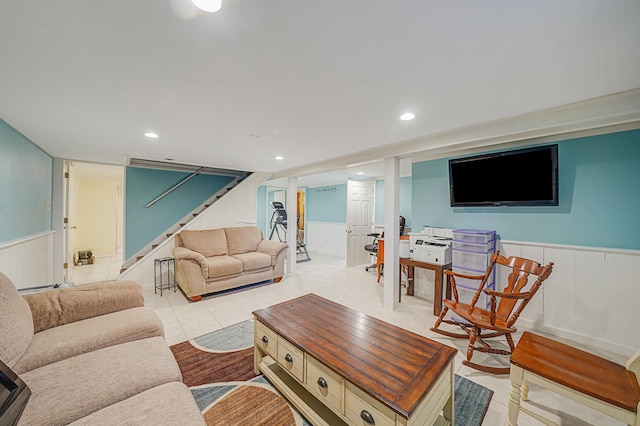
top-left (0, 272), bottom-right (34, 369)
top-left (232, 252), bottom-right (272, 272)
top-left (225, 226), bottom-right (263, 255)
top-left (13, 307), bottom-right (164, 374)
top-left (19, 336), bottom-right (182, 426)
top-left (180, 229), bottom-right (229, 257)
top-left (69, 382), bottom-right (205, 425)
top-left (205, 255), bottom-right (243, 278)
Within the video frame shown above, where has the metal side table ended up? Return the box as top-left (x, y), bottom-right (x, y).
top-left (154, 257), bottom-right (176, 296)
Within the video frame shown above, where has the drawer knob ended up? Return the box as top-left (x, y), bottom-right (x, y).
top-left (360, 410), bottom-right (375, 424)
top-left (317, 377), bottom-right (328, 388)
top-left (261, 335), bottom-right (269, 344)
top-left (284, 353), bottom-right (293, 363)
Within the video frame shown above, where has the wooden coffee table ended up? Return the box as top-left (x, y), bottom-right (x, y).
top-left (253, 294), bottom-right (457, 425)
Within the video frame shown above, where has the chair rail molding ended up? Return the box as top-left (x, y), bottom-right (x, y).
top-left (0, 231), bottom-right (55, 289)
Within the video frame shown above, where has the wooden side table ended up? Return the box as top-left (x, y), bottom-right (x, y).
top-left (399, 257), bottom-right (452, 315)
top-left (508, 331), bottom-right (640, 426)
top-left (154, 257), bottom-right (176, 296)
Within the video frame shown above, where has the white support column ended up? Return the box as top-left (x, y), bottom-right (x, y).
top-left (287, 177), bottom-right (298, 274)
top-left (383, 157), bottom-right (400, 310)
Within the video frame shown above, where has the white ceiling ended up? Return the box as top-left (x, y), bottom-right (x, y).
top-left (1, 1), bottom-right (640, 185)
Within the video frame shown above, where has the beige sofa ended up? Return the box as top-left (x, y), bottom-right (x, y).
top-left (0, 272), bottom-right (205, 426)
top-left (173, 226), bottom-right (288, 301)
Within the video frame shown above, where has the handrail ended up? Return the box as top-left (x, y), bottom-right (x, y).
top-left (146, 167), bottom-right (203, 208)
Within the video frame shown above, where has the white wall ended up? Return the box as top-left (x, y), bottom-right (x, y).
top-left (76, 177), bottom-right (119, 256)
top-left (306, 221), bottom-right (347, 258)
top-left (0, 232), bottom-right (55, 289)
top-left (411, 240), bottom-right (640, 357)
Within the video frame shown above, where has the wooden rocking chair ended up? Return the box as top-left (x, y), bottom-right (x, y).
top-left (430, 251), bottom-right (554, 374)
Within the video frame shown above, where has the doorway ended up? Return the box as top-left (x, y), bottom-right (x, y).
top-left (265, 187), bottom-right (307, 246)
top-left (63, 161), bottom-right (124, 284)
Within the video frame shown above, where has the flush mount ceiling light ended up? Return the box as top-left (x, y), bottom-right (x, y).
top-left (274, 156), bottom-right (284, 160)
top-left (400, 112), bottom-right (416, 121)
top-left (192, 0), bottom-right (222, 12)
top-left (144, 132), bottom-right (159, 138)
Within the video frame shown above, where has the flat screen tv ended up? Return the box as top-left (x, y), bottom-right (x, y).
top-left (449, 144), bottom-right (558, 207)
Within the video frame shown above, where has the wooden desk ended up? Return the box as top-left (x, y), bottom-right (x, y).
top-left (399, 258), bottom-right (452, 316)
top-left (254, 294), bottom-right (457, 426)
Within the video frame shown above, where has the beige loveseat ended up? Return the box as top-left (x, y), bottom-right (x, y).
top-left (0, 272), bottom-right (205, 426)
top-left (173, 226), bottom-right (288, 301)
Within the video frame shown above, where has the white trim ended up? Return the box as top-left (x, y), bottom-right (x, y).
top-left (0, 231), bottom-right (55, 250)
top-left (499, 239), bottom-right (640, 256)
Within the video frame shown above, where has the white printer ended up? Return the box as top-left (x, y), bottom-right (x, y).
top-left (409, 228), bottom-right (453, 265)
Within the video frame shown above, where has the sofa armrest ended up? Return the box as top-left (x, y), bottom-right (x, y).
top-left (257, 240), bottom-right (289, 266)
top-left (22, 281), bottom-right (144, 333)
top-left (173, 247), bottom-right (209, 278)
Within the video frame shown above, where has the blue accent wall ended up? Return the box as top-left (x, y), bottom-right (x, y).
top-left (125, 167), bottom-right (235, 259)
top-left (307, 184), bottom-right (347, 223)
top-left (375, 177), bottom-right (412, 227)
top-left (411, 129), bottom-right (640, 249)
top-left (0, 119), bottom-right (52, 243)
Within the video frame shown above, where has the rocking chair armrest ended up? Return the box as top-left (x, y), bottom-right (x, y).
top-left (484, 288), bottom-right (530, 300)
top-left (366, 233), bottom-right (381, 237)
top-left (444, 270), bottom-right (485, 281)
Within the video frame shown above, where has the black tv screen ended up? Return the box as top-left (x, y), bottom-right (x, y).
top-left (449, 144), bottom-right (558, 207)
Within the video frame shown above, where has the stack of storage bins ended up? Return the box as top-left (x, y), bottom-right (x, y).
top-left (451, 229), bottom-right (496, 311)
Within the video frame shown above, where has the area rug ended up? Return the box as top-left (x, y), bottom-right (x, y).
top-left (170, 320), bottom-right (493, 426)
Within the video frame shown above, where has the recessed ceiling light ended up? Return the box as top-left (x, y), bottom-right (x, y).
top-left (400, 113), bottom-right (415, 121)
top-left (274, 156), bottom-right (284, 160)
top-left (192, 0), bottom-right (222, 12)
top-left (144, 132), bottom-right (159, 138)
top-left (357, 172), bottom-right (364, 175)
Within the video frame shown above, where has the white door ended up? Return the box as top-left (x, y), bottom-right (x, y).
top-left (63, 161), bottom-right (80, 282)
top-left (346, 180), bottom-right (374, 267)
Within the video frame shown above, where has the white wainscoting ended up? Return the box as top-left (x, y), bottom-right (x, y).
top-left (0, 231), bottom-right (55, 289)
top-left (306, 221), bottom-right (347, 258)
top-left (411, 239), bottom-right (640, 357)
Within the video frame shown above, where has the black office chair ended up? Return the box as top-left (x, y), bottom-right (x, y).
top-left (364, 216), bottom-right (405, 272)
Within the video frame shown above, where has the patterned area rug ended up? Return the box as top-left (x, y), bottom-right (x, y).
top-left (170, 320), bottom-right (493, 426)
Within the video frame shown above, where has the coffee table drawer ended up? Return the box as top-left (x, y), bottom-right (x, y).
top-left (255, 320), bottom-right (278, 359)
top-left (305, 355), bottom-right (343, 414)
top-left (345, 382), bottom-right (395, 426)
top-left (277, 336), bottom-right (305, 382)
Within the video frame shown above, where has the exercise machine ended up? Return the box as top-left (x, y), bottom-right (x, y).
top-left (268, 201), bottom-right (311, 263)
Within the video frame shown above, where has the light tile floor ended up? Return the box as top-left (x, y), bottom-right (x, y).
top-left (93, 252), bottom-right (627, 426)
top-left (69, 252), bottom-right (123, 284)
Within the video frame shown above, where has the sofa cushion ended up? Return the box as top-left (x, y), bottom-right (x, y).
top-left (69, 382), bottom-right (205, 425)
top-left (13, 307), bottom-right (164, 374)
top-left (0, 272), bottom-right (34, 369)
top-left (225, 226), bottom-right (263, 255)
top-left (180, 229), bottom-right (229, 257)
top-left (205, 255), bottom-right (243, 278)
top-left (256, 239), bottom-right (289, 266)
top-left (232, 252), bottom-right (272, 272)
top-left (19, 336), bottom-right (182, 426)
top-left (23, 280), bottom-right (145, 333)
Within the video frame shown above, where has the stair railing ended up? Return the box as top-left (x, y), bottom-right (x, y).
top-left (145, 167), bottom-right (203, 208)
